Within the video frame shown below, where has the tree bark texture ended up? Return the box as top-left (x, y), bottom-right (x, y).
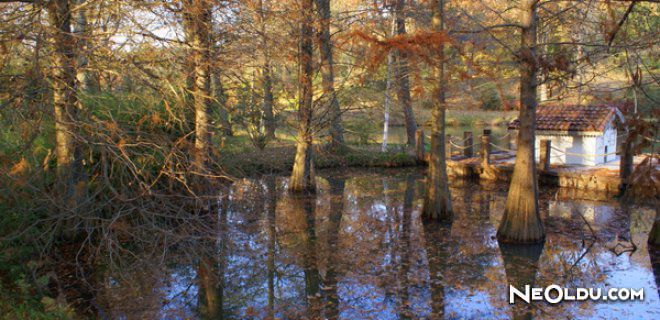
top-left (394, 0), bottom-right (417, 147)
top-left (48, 0), bottom-right (83, 220)
top-left (497, 0), bottom-right (545, 243)
top-left (258, 0), bottom-right (276, 139)
top-left (316, 0), bottom-right (343, 146)
top-left (423, 0), bottom-right (452, 222)
top-left (184, 0), bottom-right (213, 175)
top-left (72, 0), bottom-right (99, 93)
top-left (290, 0), bottom-right (316, 192)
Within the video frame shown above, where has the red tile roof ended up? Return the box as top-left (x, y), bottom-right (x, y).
top-left (508, 104), bottom-right (617, 132)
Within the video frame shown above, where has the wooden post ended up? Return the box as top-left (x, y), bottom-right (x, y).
top-left (463, 131), bottom-right (473, 158)
top-left (416, 129), bottom-right (425, 161)
top-left (620, 138), bottom-right (633, 192)
top-left (539, 139), bottom-right (550, 171)
top-left (481, 130), bottom-right (491, 167)
top-left (446, 134), bottom-right (452, 159)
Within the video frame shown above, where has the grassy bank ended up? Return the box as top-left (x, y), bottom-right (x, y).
top-left (219, 136), bottom-right (420, 177)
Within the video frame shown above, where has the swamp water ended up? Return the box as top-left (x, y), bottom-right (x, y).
top-left (92, 168), bottom-right (659, 319)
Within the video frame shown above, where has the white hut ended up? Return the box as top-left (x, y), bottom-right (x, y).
top-left (508, 104), bottom-right (619, 166)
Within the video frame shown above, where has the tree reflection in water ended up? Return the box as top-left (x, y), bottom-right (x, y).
top-left (87, 168), bottom-right (658, 319)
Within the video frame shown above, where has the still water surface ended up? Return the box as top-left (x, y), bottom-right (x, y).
top-left (96, 168), bottom-right (659, 319)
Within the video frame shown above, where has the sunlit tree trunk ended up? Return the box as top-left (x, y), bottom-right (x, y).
top-left (48, 0), bottom-right (83, 231)
top-left (423, 0), bottom-right (452, 222)
top-left (497, 0), bottom-right (545, 244)
top-left (184, 0), bottom-right (213, 175)
top-left (394, 0), bottom-right (417, 147)
top-left (290, 0), bottom-right (316, 192)
top-left (316, 0), bottom-right (343, 147)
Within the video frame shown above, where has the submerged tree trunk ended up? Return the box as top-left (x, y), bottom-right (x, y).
top-left (290, 0), bottom-right (316, 192)
top-left (497, 0), bottom-right (545, 244)
top-left (48, 0), bottom-right (83, 235)
top-left (394, 0), bottom-right (417, 147)
top-left (184, 0), bottom-right (213, 175)
top-left (423, 0), bottom-right (452, 222)
top-left (316, 0), bottom-right (343, 147)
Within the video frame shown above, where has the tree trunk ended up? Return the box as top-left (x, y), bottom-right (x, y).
top-left (258, 0), bottom-right (276, 139)
top-left (290, 0), bottom-right (316, 192)
top-left (184, 0), bottom-right (213, 175)
top-left (497, 0), bottom-right (545, 244)
top-left (316, 0), bottom-right (343, 147)
top-left (48, 0), bottom-right (83, 232)
top-left (423, 0), bottom-right (452, 222)
top-left (382, 12), bottom-right (396, 152)
top-left (394, 0), bottom-right (417, 147)
top-left (382, 51), bottom-right (393, 152)
top-left (72, 0), bottom-right (99, 94)
top-left (212, 71), bottom-right (233, 136)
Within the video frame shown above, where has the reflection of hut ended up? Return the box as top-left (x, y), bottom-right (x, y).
top-left (548, 201), bottom-right (615, 226)
top-left (509, 104), bottom-right (620, 166)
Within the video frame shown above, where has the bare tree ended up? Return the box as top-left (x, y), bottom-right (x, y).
top-left (183, 0), bottom-right (213, 175)
top-left (497, 0), bottom-right (545, 243)
top-left (43, 0), bottom-right (85, 236)
top-left (257, 0), bottom-right (276, 139)
top-left (289, 0), bottom-right (316, 192)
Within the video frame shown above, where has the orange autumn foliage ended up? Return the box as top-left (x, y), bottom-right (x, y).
top-left (350, 30), bottom-right (451, 71)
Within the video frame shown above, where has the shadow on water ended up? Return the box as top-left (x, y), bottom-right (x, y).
top-left (82, 168), bottom-right (659, 319)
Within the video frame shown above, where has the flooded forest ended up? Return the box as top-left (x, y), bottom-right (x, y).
top-left (0, 0), bottom-right (658, 319)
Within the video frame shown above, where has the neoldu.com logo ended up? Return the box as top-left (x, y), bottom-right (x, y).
top-left (509, 285), bottom-right (644, 304)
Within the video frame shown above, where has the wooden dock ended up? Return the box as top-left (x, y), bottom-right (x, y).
top-left (416, 129), bottom-right (658, 195)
